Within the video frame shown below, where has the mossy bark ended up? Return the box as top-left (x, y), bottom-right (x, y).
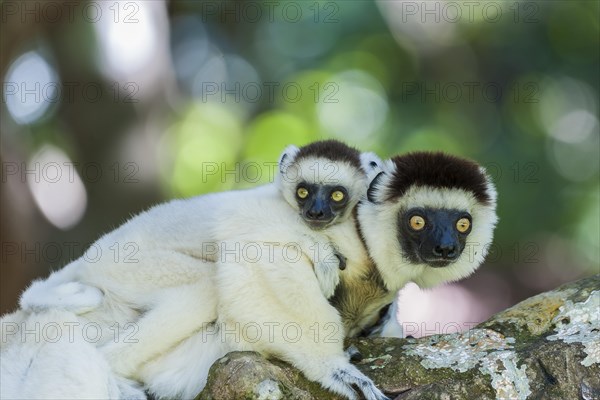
top-left (198, 275), bottom-right (600, 400)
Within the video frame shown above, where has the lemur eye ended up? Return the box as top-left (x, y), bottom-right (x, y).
top-left (409, 215), bottom-right (426, 231)
top-left (331, 190), bottom-right (345, 202)
top-left (456, 218), bottom-right (471, 233)
top-left (297, 187), bottom-right (309, 199)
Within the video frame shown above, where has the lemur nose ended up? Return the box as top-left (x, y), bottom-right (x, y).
top-left (307, 209), bottom-right (325, 219)
top-left (433, 244), bottom-right (457, 259)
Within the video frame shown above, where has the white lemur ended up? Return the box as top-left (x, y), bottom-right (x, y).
top-left (330, 151), bottom-right (498, 338)
top-left (6, 141), bottom-right (387, 400)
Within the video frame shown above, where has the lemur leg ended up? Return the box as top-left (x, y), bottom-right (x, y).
top-left (0, 309), bottom-right (146, 400)
top-left (139, 327), bottom-right (228, 399)
top-left (19, 259), bottom-right (103, 314)
top-left (216, 254), bottom-right (388, 400)
top-left (101, 281), bottom-right (218, 379)
top-left (369, 298), bottom-right (404, 338)
top-left (20, 281), bottom-right (104, 314)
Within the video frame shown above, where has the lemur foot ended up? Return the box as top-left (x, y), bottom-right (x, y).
top-left (20, 281), bottom-right (103, 314)
top-left (324, 364), bottom-right (389, 400)
top-left (345, 345), bottom-right (363, 362)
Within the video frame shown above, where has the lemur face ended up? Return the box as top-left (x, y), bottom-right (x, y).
top-left (398, 207), bottom-right (472, 267)
top-left (363, 151), bottom-right (498, 288)
top-left (294, 182), bottom-right (350, 229)
top-left (277, 140), bottom-right (382, 230)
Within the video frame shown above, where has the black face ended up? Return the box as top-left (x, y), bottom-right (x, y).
top-left (295, 182), bottom-right (349, 229)
top-left (398, 207), bottom-right (472, 268)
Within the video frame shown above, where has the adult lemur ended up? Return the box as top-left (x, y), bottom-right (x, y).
top-left (6, 141), bottom-right (387, 400)
top-left (330, 151), bottom-right (498, 338)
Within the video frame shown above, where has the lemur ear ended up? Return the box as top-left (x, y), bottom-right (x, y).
top-left (367, 171), bottom-right (386, 203)
top-left (479, 166), bottom-right (498, 205)
top-left (279, 145), bottom-right (300, 173)
top-left (360, 152), bottom-right (385, 180)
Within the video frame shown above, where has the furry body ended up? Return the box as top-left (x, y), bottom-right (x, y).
top-left (332, 152), bottom-right (498, 338)
top-left (8, 144), bottom-right (386, 400)
top-left (0, 310), bottom-right (145, 399)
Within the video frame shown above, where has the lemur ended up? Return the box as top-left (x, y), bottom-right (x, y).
top-left (329, 151), bottom-right (498, 338)
top-left (6, 141), bottom-right (388, 400)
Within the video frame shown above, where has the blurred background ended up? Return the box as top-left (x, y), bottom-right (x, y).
top-left (1, 0), bottom-right (598, 335)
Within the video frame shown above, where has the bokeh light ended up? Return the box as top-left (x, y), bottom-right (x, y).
top-left (4, 51), bottom-right (57, 125)
top-left (27, 145), bottom-right (87, 230)
top-left (160, 103), bottom-right (244, 197)
top-left (1, 0), bottom-right (598, 330)
top-left (317, 70), bottom-right (388, 146)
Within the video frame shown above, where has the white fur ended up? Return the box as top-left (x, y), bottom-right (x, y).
top-left (20, 282), bottom-right (103, 314)
top-left (360, 152), bottom-right (385, 181)
top-left (10, 146), bottom-right (385, 400)
top-left (138, 328), bottom-right (227, 399)
top-left (336, 159), bottom-right (498, 339)
top-left (373, 300), bottom-right (404, 338)
top-left (0, 309), bottom-right (145, 399)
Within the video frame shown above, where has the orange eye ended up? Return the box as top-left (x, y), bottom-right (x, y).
top-left (409, 215), bottom-right (426, 231)
top-left (456, 218), bottom-right (471, 233)
top-left (297, 187), bottom-right (309, 199)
